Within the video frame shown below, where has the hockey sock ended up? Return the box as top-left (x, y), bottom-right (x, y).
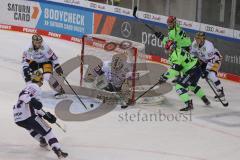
top-left (44, 130), bottom-right (61, 149)
top-left (29, 129), bottom-right (42, 142)
top-left (189, 85), bottom-right (205, 98)
top-left (214, 80), bottom-right (223, 91)
top-left (175, 84), bottom-right (190, 103)
top-left (208, 72), bottom-right (223, 90)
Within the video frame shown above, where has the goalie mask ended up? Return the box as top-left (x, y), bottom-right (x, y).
top-left (32, 34), bottom-right (43, 50)
top-left (111, 54), bottom-right (127, 71)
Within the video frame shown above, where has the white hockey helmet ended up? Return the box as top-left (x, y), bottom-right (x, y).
top-left (32, 34), bottom-right (43, 50)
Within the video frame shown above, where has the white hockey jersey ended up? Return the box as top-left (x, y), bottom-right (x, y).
top-left (22, 43), bottom-right (59, 68)
top-left (191, 40), bottom-right (222, 64)
top-left (102, 61), bottom-right (131, 88)
top-left (13, 83), bottom-right (44, 122)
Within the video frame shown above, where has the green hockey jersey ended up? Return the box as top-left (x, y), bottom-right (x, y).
top-left (164, 48), bottom-right (198, 79)
top-left (162, 24), bottom-right (192, 48)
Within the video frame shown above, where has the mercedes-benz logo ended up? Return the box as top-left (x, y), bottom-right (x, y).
top-left (121, 22), bottom-right (131, 38)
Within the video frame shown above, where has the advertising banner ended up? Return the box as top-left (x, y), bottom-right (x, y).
top-left (200, 23), bottom-right (234, 38)
top-left (0, 0), bottom-right (93, 37)
top-left (37, 2), bottom-right (93, 37)
top-left (0, 0), bottom-right (239, 82)
top-left (0, 0), bottom-right (41, 28)
top-left (93, 13), bottom-right (240, 76)
top-left (233, 30), bottom-right (240, 40)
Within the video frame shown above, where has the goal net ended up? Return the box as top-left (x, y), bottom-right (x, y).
top-left (79, 34), bottom-right (170, 105)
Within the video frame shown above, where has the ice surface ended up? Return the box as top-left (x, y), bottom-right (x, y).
top-left (0, 30), bottom-right (240, 160)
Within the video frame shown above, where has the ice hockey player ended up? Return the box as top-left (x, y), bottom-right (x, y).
top-left (155, 16), bottom-right (192, 83)
top-left (13, 71), bottom-right (68, 159)
top-left (159, 40), bottom-right (210, 111)
top-left (191, 32), bottom-right (227, 101)
top-left (155, 16), bottom-right (192, 51)
top-left (93, 54), bottom-right (131, 108)
top-left (22, 34), bottom-right (65, 98)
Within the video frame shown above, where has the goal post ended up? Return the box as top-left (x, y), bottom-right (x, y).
top-left (79, 34), bottom-right (170, 105)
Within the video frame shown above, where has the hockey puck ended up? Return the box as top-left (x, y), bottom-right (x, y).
top-left (90, 104), bottom-right (94, 108)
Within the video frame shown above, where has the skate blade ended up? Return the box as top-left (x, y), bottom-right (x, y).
top-left (214, 97), bottom-right (225, 102)
top-left (214, 97), bottom-right (229, 107)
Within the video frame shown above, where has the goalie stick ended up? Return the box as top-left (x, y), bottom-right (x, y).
top-left (80, 35), bottom-right (85, 87)
top-left (205, 78), bottom-right (228, 107)
top-left (133, 81), bottom-right (161, 103)
top-left (122, 81), bottom-right (163, 109)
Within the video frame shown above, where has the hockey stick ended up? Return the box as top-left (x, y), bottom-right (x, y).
top-left (80, 35), bottom-right (85, 87)
top-left (130, 81), bottom-right (161, 105)
top-left (61, 75), bottom-right (88, 110)
top-left (41, 109), bottom-right (67, 133)
top-left (205, 78), bottom-right (228, 107)
top-left (133, 6), bottom-right (157, 33)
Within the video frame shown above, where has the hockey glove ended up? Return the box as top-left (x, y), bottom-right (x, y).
top-left (159, 74), bottom-right (168, 84)
top-left (23, 67), bottom-right (31, 82)
top-left (154, 32), bottom-right (164, 40)
top-left (29, 98), bottom-right (42, 110)
top-left (54, 64), bottom-right (63, 76)
top-left (43, 112), bottom-right (57, 124)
